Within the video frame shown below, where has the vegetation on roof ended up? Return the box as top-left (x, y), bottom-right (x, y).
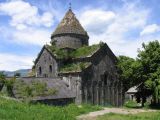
top-left (14, 80), bottom-right (57, 100)
top-left (46, 42), bottom-right (104, 59)
top-left (71, 43), bottom-right (102, 58)
top-left (59, 62), bottom-right (91, 73)
top-left (46, 44), bottom-right (69, 59)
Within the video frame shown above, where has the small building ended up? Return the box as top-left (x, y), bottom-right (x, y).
top-left (125, 86), bottom-right (137, 101)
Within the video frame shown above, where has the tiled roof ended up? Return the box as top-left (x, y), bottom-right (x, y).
top-left (51, 9), bottom-right (88, 37)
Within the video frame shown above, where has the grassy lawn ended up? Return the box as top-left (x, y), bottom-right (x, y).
top-left (96, 112), bottom-right (160, 120)
top-left (0, 96), bottom-right (101, 120)
top-left (96, 100), bottom-right (160, 120)
top-left (123, 100), bottom-right (150, 109)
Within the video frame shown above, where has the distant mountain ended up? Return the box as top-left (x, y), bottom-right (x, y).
top-left (0, 69), bottom-right (31, 77)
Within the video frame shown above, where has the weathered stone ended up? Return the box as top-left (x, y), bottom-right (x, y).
top-left (33, 8), bottom-right (123, 106)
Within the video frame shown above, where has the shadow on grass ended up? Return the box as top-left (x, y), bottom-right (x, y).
top-left (148, 104), bottom-right (160, 110)
top-left (125, 106), bottom-right (143, 109)
top-left (124, 100), bottom-right (160, 110)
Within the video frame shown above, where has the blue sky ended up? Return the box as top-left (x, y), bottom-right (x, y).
top-left (0, 0), bottom-right (160, 71)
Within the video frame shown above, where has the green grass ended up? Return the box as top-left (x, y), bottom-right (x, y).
top-left (124, 100), bottom-right (150, 109)
top-left (0, 96), bottom-right (101, 120)
top-left (96, 100), bottom-right (160, 120)
top-left (71, 44), bottom-right (100, 58)
top-left (47, 43), bottom-right (101, 59)
top-left (96, 112), bottom-right (160, 120)
top-left (124, 100), bottom-right (140, 108)
top-left (59, 62), bottom-right (91, 73)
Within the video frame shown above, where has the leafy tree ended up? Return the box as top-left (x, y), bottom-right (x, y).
top-left (0, 72), bottom-right (5, 91)
top-left (117, 56), bottom-right (139, 92)
top-left (137, 40), bottom-right (160, 105)
top-left (14, 73), bottom-right (21, 77)
top-left (5, 77), bottom-right (16, 97)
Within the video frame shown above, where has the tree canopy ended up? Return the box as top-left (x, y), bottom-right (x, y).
top-left (0, 72), bottom-right (5, 91)
top-left (137, 40), bottom-right (160, 105)
top-left (118, 40), bottom-right (160, 106)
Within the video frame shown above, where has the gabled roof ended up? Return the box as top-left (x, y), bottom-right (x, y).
top-left (34, 43), bottom-right (117, 74)
top-left (51, 9), bottom-right (88, 37)
top-left (34, 45), bottom-right (57, 65)
top-left (126, 86), bottom-right (138, 93)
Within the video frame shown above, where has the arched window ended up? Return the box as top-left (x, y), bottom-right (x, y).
top-left (49, 65), bottom-right (52, 73)
top-left (39, 66), bottom-right (42, 75)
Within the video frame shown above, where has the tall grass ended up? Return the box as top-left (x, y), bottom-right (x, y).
top-left (0, 96), bottom-right (101, 120)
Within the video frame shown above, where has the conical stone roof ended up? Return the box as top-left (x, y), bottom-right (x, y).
top-left (51, 9), bottom-right (88, 37)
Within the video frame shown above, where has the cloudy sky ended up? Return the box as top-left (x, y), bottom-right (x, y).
top-left (0, 0), bottom-right (160, 71)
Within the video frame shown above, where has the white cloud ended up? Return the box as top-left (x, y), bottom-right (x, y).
top-left (0, 0), bottom-right (159, 71)
top-left (79, 2), bottom-right (150, 58)
top-left (80, 9), bottom-right (116, 34)
top-left (12, 28), bottom-right (51, 46)
top-left (0, 53), bottom-right (34, 71)
top-left (140, 24), bottom-right (160, 36)
top-left (0, 0), bottom-right (54, 29)
top-left (0, 26), bottom-right (51, 46)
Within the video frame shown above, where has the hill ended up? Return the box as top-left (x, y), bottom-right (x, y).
top-left (0, 69), bottom-right (31, 77)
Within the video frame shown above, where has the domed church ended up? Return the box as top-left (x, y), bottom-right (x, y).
top-left (15, 8), bottom-right (123, 106)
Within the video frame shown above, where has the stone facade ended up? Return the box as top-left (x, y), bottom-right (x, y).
top-left (57, 45), bottom-right (123, 106)
top-left (35, 48), bottom-right (58, 78)
top-left (51, 34), bottom-right (88, 49)
top-left (81, 47), bottom-right (123, 106)
top-left (34, 9), bottom-right (123, 106)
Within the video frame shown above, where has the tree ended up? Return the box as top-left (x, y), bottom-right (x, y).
top-left (137, 40), bottom-right (160, 105)
top-left (0, 72), bottom-right (5, 91)
top-left (117, 56), bottom-right (139, 92)
top-left (14, 73), bottom-right (21, 77)
top-left (4, 77), bottom-right (16, 97)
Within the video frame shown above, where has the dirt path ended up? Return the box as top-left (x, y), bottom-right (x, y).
top-left (77, 108), bottom-right (157, 120)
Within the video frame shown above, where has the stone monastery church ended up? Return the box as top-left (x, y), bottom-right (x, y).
top-left (13, 8), bottom-right (123, 106)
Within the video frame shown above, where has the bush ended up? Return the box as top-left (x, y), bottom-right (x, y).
top-left (0, 72), bottom-right (5, 91)
top-left (4, 77), bottom-right (15, 97)
top-left (14, 80), bottom-right (57, 101)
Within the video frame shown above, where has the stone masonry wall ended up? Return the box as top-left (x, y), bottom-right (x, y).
top-left (35, 49), bottom-right (58, 77)
top-left (62, 75), bottom-right (82, 104)
top-left (81, 46), bottom-right (123, 106)
top-left (51, 34), bottom-right (88, 49)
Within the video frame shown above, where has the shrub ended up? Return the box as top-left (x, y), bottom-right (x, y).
top-left (4, 77), bottom-right (15, 97)
top-left (14, 80), bottom-right (57, 101)
top-left (0, 72), bottom-right (5, 91)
